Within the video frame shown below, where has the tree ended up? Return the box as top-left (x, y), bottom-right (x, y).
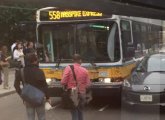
top-left (0, 3), bottom-right (39, 46)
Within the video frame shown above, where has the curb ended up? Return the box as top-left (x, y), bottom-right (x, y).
top-left (0, 90), bottom-right (16, 98)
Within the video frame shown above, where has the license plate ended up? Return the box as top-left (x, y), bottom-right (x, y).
top-left (99, 71), bottom-right (109, 77)
top-left (140, 95), bottom-right (152, 102)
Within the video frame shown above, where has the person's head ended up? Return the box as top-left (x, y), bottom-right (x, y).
top-left (15, 40), bottom-right (20, 44)
top-left (15, 42), bottom-right (23, 50)
top-left (1, 45), bottom-right (8, 53)
top-left (25, 53), bottom-right (38, 65)
top-left (72, 54), bottom-right (82, 64)
top-left (27, 41), bottom-right (34, 49)
top-left (23, 40), bottom-right (27, 47)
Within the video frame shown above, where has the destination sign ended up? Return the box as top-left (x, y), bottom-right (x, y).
top-left (40, 10), bottom-right (107, 21)
top-left (49, 10), bottom-right (103, 20)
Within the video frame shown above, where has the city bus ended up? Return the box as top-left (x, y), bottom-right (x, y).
top-left (36, 7), bottom-right (163, 97)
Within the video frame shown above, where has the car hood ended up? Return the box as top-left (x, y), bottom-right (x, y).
top-left (131, 72), bottom-right (165, 92)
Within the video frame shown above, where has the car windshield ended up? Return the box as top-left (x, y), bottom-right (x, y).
top-left (147, 54), bottom-right (165, 72)
top-left (136, 54), bottom-right (165, 72)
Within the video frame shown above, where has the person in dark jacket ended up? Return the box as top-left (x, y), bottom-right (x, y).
top-left (24, 41), bottom-right (36, 67)
top-left (24, 41), bottom-right (36, 55)
top-left (14, 53), bottom-right (50, 120)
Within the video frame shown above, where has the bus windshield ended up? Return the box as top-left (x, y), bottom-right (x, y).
top-left (38, 21), bottom-right (120, 63)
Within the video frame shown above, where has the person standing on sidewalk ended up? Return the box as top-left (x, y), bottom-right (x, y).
top-left (24, 41), bottom-right (36, 55)
top-left (61, 54), bottom-right (91, 120)
top-left (0, 49), bottom-right (2, 85)
top-left (24, 41), bottom-right (37, 66)
top-left (14, 53), bottom-right (50, 120)
top-left (11, 40), bottom-right (20, 53)
top-left (0, 45), bottom-right (11, 89)
top-left (13, 42), bottom-right (25, 68)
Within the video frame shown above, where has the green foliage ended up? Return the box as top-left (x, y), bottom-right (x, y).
top-left (0, 3), bottom-right (38, 46)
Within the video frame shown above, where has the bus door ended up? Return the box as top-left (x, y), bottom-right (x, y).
top-left (42, 30), bottom-right (54, 62)
top-left (120, 20), bottom-right (134, 62)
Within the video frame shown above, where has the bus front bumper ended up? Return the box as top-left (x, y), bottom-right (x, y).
top-left (91, 82), bottom-right (122, 97)
top-left (47, 82), bottom-right (122, 97)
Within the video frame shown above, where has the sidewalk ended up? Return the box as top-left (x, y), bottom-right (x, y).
top-left (0, 68), bottom-right (16, 97)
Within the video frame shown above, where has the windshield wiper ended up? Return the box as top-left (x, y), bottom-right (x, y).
top-left (88, 57), bottom-right (97, 68)
top-left (55, 58), bottom-right (61, 68)
top-left (55, 58), bottom-right (73, 68)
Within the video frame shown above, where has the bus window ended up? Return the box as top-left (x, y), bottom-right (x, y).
top-left (39, 22), bottom-right (121, 63)
top-left (77, 21), bottom-right (120, 63)
top-left (121, 20), bottom-right (133, 61)
top-left (53, 24), bottom-right (75, 61)
top-left (77, 22), bottom-right (109, 62)
top-left (141, 24), bottom-right (148, 49)
top-left (132, 21), bottom-right (143, 58)
top-left (38, 24), bottom-right (75, 62)
top-left (121, 20), bottom-right (132, 43)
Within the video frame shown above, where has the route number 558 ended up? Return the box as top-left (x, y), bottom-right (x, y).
top-left (49, 11), bottom-right (61, 20)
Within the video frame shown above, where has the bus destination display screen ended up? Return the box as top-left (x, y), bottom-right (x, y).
top-left (40, 10), bottom-right (108, 21)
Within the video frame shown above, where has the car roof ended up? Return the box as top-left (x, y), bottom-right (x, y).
top-left (146, 53), bottom-right (165, 59)
top-left (150, 53), bottom-right (165, 57)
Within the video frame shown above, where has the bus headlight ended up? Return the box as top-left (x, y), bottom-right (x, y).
top-left (46, 78), bottom-right (52, 85)
top-left (104, 78), bottom-right (111, 83)
top-left (99, 78), bottom-right (111, 83)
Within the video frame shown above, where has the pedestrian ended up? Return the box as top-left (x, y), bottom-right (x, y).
top-left (23, 40), bottom-right (28, 54)
top-left (0, 49), bottom-right (2, 85)
top-left (11, 40), bottom-right (20, 53)
top-left (13, 42), bottom-right (25, 68)
top-left (24, 41), bottom-right (37, 66)
top-left (14, 53), bottom-right (50, 120)
top-left (24, 41), bottom-right (36, 55)
top-left (0, 45), bottom-right (11, 89)
top-left (61, 54), bottom-right (91, 120)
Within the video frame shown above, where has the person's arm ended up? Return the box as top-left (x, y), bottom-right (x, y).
top-left (14, 70), bottom-right (22, 96)
top-left (0, 54), bottom-right (9, 66)
top-left (85, 70), bottom-right (91, 88)
top-left (0, 61), bottom-right (9, 66)
top-left (5, 56), bottom-right (12, 61)
top-left (40, 70), bottom-right (49, 100)
top-left (84, 70), bottom-right (92, 103)
top-left (20, 49), bottom-right (25, 57)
